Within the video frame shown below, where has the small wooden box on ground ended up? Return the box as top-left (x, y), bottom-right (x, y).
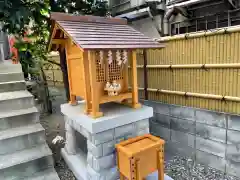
top-left (47, 12), bottom-right (164, 118)
top-left (116, 134), bottom-right (165, 180)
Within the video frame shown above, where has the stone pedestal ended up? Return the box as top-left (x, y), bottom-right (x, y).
top-left (61, 101), bottom-right (153, 180)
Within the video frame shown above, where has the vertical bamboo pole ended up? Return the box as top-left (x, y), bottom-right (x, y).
top-left (65, 39), bottom-right (77, 105)
top-left (88, 50), bottom-right (103, 118)
top-left (131, 50), bottom-right (141, 109)
top-left (82, 51), bottom-right (92, 114)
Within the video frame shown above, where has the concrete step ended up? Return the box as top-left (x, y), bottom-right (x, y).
top-left (0, 144), bottom-right (54, 180)
top-left (0, 72), bottom-right (24, 83)
top-left (0, 90), bottom-right (34, 112)
top-left (0, 61), bottom-right (22, 73)
top-left (0, 80), bottom-right (26, 93)
top-left (0, 124), bottom-right (46, 155)
top-left (0, 107), bottom-right (39, 131)
top-left (25, 168), bottom-right (60, 180)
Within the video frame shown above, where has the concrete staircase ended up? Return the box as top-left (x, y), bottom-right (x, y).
top-left (0, 60), bottom-right (59, 180)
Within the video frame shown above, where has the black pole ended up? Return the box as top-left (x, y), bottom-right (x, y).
top-left (59, 48), bottom-right (70, 101)
top-left (143, 50), bottom-right (148, 100)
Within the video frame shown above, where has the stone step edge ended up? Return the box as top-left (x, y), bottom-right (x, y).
top-left (0, 143), bottom-right (52, 170)
top-left (0, 90), bottom-right (33, 101)
top-left (0, 64), bottom-right (22, 69)
top-left (0, 123), bottom-right (44, 141)
top-left (0, 80), bottom-right (25, 85)
top-left (0, 61), bottom-right (22, 70)
top-left (0, 72), bottom-right (23, 79)
top-left (0, 107), bottom-right (38, 119)
top-left (0, 69), bottom-right (23, 74)
top-left (24, 168), bottom-right (60, 180)
top-left (0, 72), bottom-right (22, 75)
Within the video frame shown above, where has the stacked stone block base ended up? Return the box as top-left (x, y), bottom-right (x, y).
top-left (61, 101), bottom-right (152, 180)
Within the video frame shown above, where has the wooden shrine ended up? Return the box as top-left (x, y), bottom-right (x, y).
top-left (48, 12), bottom-right (164, 118)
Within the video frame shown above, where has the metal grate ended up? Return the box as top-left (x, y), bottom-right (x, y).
top-left (169, 8), bottom-right (240, 36)
top-left (96, 52), bottom-right (105, 82)
top-left (108, 51), bottom-right (123, 81)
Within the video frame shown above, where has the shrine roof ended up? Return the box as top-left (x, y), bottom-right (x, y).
top-left (48, 12), bottom-right (165, 50)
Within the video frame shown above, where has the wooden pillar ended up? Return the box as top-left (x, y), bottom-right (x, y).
top-left (88, 50), bottom-right (103, 118)
top-left (82, 51), bottom-right (92, 114)
top-left (131, 50), bottom-right (141, 109)
top-left (65, 39), bottom-right (77, 105)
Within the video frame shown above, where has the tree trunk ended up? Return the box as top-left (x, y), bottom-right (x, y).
top-left (59, 49), bottom-right (70, 101)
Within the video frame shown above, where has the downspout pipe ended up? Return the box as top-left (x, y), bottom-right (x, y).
top-left (163, 8), bottom-right (174, 35)
top-left (163, 7), bottom-right (188, 35)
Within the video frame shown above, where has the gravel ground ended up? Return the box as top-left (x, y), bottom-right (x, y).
top-left (165, 156), bottom-right (240, 180)
top-left (55, 160), bottom-right (76, 180)
top-left (39, 86), bottom-right (240, 180)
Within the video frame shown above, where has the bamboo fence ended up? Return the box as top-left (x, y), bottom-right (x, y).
top-left (128, 26), bottom-right (240, 114)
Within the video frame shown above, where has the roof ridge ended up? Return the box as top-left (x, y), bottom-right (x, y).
top-left (50, 12), bottom-right (127, 25)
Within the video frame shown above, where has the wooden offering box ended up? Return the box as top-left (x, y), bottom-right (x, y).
top-left (116, 134), bottom-right (165, 180)
top-left (48, 12), bottom-right (164, 118)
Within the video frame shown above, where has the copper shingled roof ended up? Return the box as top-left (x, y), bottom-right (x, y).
top-left (50, 12), bottom-right (164, 50)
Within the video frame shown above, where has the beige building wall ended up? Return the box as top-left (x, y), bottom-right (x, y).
top-left (131, 17), bottom-right (161, 39)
